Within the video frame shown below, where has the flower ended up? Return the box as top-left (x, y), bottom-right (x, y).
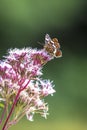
top-left (0, 33), bottom-right (62, 130)
top-left (0, 47), bottom-right (56, 125)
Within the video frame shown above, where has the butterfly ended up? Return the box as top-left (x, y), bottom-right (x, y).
top-left (44, 34), bottom-right (62, 58)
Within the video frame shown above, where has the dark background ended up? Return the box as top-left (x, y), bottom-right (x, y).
top-left (0, 0), bottom-right (87, 130)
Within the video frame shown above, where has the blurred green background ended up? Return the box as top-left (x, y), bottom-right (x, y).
top-left (0, 0), bottom-right (87, 130)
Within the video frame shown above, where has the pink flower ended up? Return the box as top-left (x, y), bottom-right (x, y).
top-left (0, 34), bottom-right (62, 130)
top-left (0, 47), bottom-right (56, 124)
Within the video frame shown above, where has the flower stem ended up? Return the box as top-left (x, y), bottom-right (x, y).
top-left (2, 79), bottom-right (30, 130)
top-left (2, 89), bottom-right (21, 130)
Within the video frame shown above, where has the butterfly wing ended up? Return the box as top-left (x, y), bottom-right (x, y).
top-left (45, 34), bottom-right (52, 44)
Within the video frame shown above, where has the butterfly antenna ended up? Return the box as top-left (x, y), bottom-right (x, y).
top-left (37, 42), bottom-right (44, 46)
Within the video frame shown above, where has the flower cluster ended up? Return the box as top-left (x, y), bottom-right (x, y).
top-left (0, 47), bottom-right (56, 130)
